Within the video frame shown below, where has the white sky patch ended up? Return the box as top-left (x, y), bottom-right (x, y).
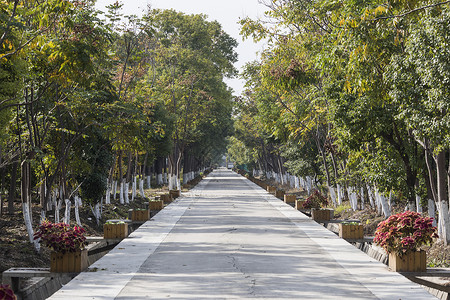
top-left (94, 0), bottom-right (267, 95)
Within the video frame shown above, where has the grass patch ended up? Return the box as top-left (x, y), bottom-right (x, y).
top-left (333, 203), bottom-right (352, 216)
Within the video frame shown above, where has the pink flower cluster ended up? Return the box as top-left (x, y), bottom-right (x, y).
top-left (374, 211), bottom-right (438, 256)
top-left (34, 220), bottom-right (86, 253)
top-left (0, 284), bottom-right (16, 300)
top-left (303, 190), bottom-right (328, 209)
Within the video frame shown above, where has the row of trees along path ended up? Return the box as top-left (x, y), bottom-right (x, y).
top-left (0, 1), bottom-right (237, 250)
top-left (229, 0), bottom-right (450, 246)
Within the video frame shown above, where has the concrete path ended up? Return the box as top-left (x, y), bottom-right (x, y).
top-left (49, 169), bottom-right (435, 299)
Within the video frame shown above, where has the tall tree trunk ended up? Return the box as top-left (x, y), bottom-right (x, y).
top-left (155, 157), bottom-right (164, 186)
top-left (8, 161), bottom-right (18, 214)
top-left (118, 151), bottom-right (124, 204)
top-left (21, 160), bottom-right (39, 251)
top-left (436, 150), bottom-right (450, 245)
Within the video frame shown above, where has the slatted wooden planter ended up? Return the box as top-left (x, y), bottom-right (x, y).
top-left (276, 190), bottom-right (285, 200)
top-left (295, 200), bottom-right (306, 210)
top-left (160, 194), bottom-right (173, 204)
top-left (267, 186), bottom-right (276, 194)
top-left (339, 223), bottom-right (363, 239)
top-left (50, 249), bottom-right (88, 273)
top-left (311, 208), bottom-right (333, 221)
top-left (149, 200), bottom-right (164, 210)
top-left (284, 194), bottom-right (296, 204)
top-left (131, 209), bottom-right (150, 222)
top-left (388, 250), bottom-right (426, 272)
top-left (103, 222), bottom-right (128, 239)
top-left (169, 190), bottom-right (181, 199)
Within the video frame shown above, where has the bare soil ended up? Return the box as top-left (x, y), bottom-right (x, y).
top-left (0, 187), bottom-right (171, 280)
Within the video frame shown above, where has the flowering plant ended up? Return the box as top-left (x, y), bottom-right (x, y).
top-left (302, 190), bottom-right (328, 209)
top-left (374, 211), bottom-right (438, 256)
top-left (0, 284), bottom-right (16, 300)
top-left (34, 220), bottom-right (86, 253)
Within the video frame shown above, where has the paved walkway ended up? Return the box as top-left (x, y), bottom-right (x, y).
top-left (49, 169), bottom-right (435, 299)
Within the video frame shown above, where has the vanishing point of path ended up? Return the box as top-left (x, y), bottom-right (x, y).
top-left (49, 169), bottom-right (435, 299)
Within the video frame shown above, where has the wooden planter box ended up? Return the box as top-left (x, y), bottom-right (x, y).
top-left (311, 208), bottom-right (333, 221)
top-left (284, 194), bottom-right (296, 204)
top-left (169, 190), bottom-right (181, 199)
top-left (295, 200), bottom-right (306, 210)
top-left (388, 250), bottom-right (426, 272)
top-left (149, 200), bottom-right (164, 210)
top-left (50, 249), bottom-right (88, 273)
top-left (339, 223), bottom-right (363, 239)
top-left (131, 209), bottom-right (150, 222)
top-left (103, 222), bottom-right (128, 239)
top-left (160, 194), bottom-right (173, 204)
top-left (276, 190), bottom-right (285, 200)
top-left (267, 186), bottom-right (276, 194)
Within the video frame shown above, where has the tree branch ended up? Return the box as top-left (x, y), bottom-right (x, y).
top-left (371, 1), bottom-right (450, 21)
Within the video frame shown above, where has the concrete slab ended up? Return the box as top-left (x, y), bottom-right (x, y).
top-left (49, 169), bottom-right (436, 299)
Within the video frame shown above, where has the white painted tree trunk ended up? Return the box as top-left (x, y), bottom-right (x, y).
top-left (90, 203), bottom-right (101, 225)
top-left (437, 200), bottom-right (450, 245)
top-left (132, 177), bottom-right (137, 201)
top-left (374, 188), bottom-right (382, 215)
top-left (74, 196), bottom-right (82, 226)
top-left (119, 182), bottom-right (124, 204)
top-left (139, 178), bottom-right (145, 198)
top-left (366, 185), bottom-right (375, 208)
top-left (177, 178), bottom-right (181, 191)
top-left (163, 172), bottom-right (168, 184)
top-left (55, 199), bottom-right (62, 223)
top-left (51, 189), bottom-right (57, 212)
top-left (23, 202), bottom-right (34, 243)
top-left (360, 187), bottom-right (365, 210)
top-left (64, 199), bottom-right (71, 224)
top-left (375, 189), bottom-right (391, 218)
top-left (305, 176), bottom-right (312, 195)
top-left (183, 173), bottom-right (188, 186)
top-left (348, 187), bottom-right (357, 211)
top-left (428, 199), bottom-right (437, 227)
top-left (147, 175), bottom-right (151, 189)
top-left (388, 191), bottom-right (393, 207)
top-left (328, 185), bottom-right (336, 206)
top-left (168, 175), bottom-right (174, 190)
top-left (124, 182), bottom-right (130, 204)
top-left (113, 180), bottom-right (117, 200)
top-left (336, 184), bottom-right (342, 205)
top-left (23, 202), bottom-right (40, 252)
top-left (415, 195), bottom-right (422, 213)
top-left (169, 174), bottom-right (178, 190)
top-left (294, 176), bottom-right (300, 189)
top-left (105, 186), bottom-right (111, 204)
top-left (157, 173), bottom-right (163, 185)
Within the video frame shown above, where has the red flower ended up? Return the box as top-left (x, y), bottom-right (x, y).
top-left (374, 211), bottom-right (438, 256)
top-left (34, 220), bottom-right (86, 253)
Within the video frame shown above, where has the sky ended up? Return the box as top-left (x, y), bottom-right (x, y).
top-left (94, 0), bottom-right (268, 95)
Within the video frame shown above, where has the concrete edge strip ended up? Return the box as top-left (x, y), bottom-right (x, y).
top-left (48, 182), bottom-right (207, 299)
top-left (239, 175), bottom-right (437, 300)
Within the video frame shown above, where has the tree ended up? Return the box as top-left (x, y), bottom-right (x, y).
top-left (387, 7), bottom-right (450, 244)
top-left (143, 9), bottom-right (237, 190)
